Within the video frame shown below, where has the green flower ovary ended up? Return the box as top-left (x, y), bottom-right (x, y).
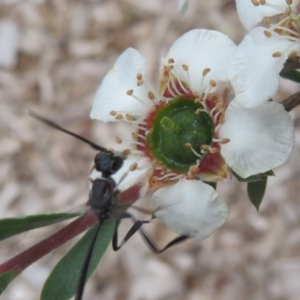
top-left (147, 97), bottom-right (214, 173)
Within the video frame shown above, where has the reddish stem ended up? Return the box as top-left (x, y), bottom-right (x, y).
top-left (0, 183), bottom-right (142, 274)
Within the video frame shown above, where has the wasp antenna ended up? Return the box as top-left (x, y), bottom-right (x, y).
top-left (29, 111), bottom-right (108, 152)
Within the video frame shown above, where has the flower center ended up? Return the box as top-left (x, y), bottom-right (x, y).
top-left (146, 97), bottom-right (214, 173)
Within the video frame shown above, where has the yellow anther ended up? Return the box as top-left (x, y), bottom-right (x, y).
top-left (216, 103), bottom-right (224, 110)
top-left (195, 108), bottom-right (202, 115)
top-left (286, 0), bottom-right (292, 5)
top-left (108, 147), bottom-right (114, 152)
top-left (285, 6), bottom-right (292, 16)
top-left (272, 51), bottom-right (282, 57)
top-left (127, 89), bottom-right (134, 95)
top-left (209, 147), bottom-right (219, 154)
top-left (259, 0), bottom-right (266, 4)
top-left (129, 163), bottom-right (138, 171)
top-left (189, 165), bottom-right (199, 174)
top-left (201, 145), bottom-right (209, 151)
top-left (185, 143), bottom-right (192, 149)
top-left (289, 50), bottom-right (298, 59)
top-left (194, 97), bottom-right (202, 103)
top-left (220, 138), bottom-right (230, 144)
top-left (166, 65), bottom-right (173, 72)
top-left (182, 64), bottom-right (189, 71)
top-left (263, 17), bottom-right (271, 25)
top-left (202, 68), bottom-right (211, 76)
top-left (126, 113), bottom-right (133, 121)
top-left (116, 137), bottom-right (122, 144)
top-left (136, 73), bottom-right (143, 80)
top-left (168, 58), bottom-right (175, 64)
top-left (115, 114), bottom-right (123, 120)
top-left (251, 0), bottom-right (260, 6)
top-left (131, 132), bottom-right (138, 140)
top-left (264, 30), bottom-right (272, 38)
top-left (148, 92), bottom-right (155, 100)
top-left (186, 174), bottom-right (195, 180)
top-left (150, 176), bottom-right (158, 185)
top-left (110, 110), bottom-right (117, 116)
top-left (162, 165), bottom-right (168, 174)
top-left (209, 79), bottom-right (217, 87)
top-left (122, 149), bottom-right (131, 156)
top-left (163, 177), bottom-right (170, 183)
top-left (137, 79), bottom-right (144, 86)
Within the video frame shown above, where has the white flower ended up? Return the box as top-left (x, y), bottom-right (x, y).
top-left (90, 29), bottom-right (294, 241)
top-left (232, 1), bottom-right (300, 107)
top-left (178, 0), bottom-right (188, 16)
top-left (236, 0), bottom-right (298, 30)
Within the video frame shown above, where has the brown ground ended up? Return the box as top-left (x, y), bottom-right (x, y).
top-left (0, 1), bottom-right (300, 300)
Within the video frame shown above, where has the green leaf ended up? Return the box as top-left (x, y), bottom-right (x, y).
top-left (0, 270), bottom-right (20, 294)
top-left (232, 170), bottom-right (274, 182)
top-left (280, 69), bottom-right (300, 83)
top-left (41, 220), bottom-right (116, 300)
top-left (0, 213), bottom-right (81, 242)
top-left (247, 177), bottom-right (268, 211)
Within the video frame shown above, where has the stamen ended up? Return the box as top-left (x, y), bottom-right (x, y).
top-left (131, 132), bottom-right (138, 140)
top-left (130, 141), bottom-right (145, 147)
top-left (194, 97), bottom-right (202, 103)
top-left (122, 149), bottom-right (131, 156)
top-left (168, 58), bottom-right (175, 64)
top-left (108, 147), bottom-right (115, 152)
top-left (169, 75), bottom-right (182, 96)
top-left (129, 163), bottom-right (138, 171)
top-left (202, 68), bottom-right (211, 76)
top-left (209, 80), bottom-right (217, 87)
top-left (195, 108), bottom-right (202, 115)
top-left (169, 174), bottom-right (184, 181)
top-left (272, 51), bottom-right (282, 57)
top-left (137, 79), bottom-right (144, 86)
top-left (286, 0), bottom-right (292, 5)
top-left (289, 50), bottom-right (298, 59)
top-left (148, 92), bottom-right (155, 100)
top-left (213, 110), bottom-right (222, 124)
top-left (259, 0), bottom-right (266, 4)
top-left (209, 147), bottom-right (219, 154)
top-left (285, 6), bottom-right (292, 16)
top-left (175, 77), bottom-right (190, 94)
top-left (189, 165), bottom-right (199, 174)
top-left (137, 133), bottom-right (146, 140)
top-left (198, 68), bottom-right (211, 95)
top-left (126, 113), bottom-right (134, 121)
top-left (251, 0), bottom-right (260, 6)
top-left (136, 73), bottom-right (143, 80)
top-left (264, 30), bottom-right (272, 37)
top-left (110, 110), bottom-right (117, 116)
top-left (116, 137), bottom-right (122, 144)
top-left (213, 138), bottom-right (230, 144)
top-left (185, 143), bottom-right (202, 158)
top-left (126, 89), bottom-right (152, 108)
top-left (263, 17), bottom-right (271, 25)
top-left (182, 64), bottom-right (189, 71)
top-left (115, 114), bottom-right (123, 120)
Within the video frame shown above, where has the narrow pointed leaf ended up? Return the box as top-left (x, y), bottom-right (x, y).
top-left (41, 220), bottom-right (115, 300)
top-left (0, 270), bottom-right (20, 294)
top-left (247, 177), bottom-right (268, 211)
top-left (0, 213), bottom-right (81, 242)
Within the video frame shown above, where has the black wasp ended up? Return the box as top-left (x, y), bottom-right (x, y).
top-left (30, 112), bottom-right (188, 300)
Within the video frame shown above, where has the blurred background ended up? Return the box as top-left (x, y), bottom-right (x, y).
top-left (0, 0), bottom-right (300, 299)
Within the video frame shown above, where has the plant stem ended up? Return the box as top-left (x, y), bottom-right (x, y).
top-left (0, 183), bottom-right (142, 274)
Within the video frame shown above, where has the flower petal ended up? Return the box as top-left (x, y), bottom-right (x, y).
top-left (236, 0), bottom-right (288, 30)
top-left (219, 101), bottom-right (294, 178)
top-left (229, 27), bottom-right (298, 108)
top-left (150, 179), bottom-right (229, 241)
top-left (164, 29), bottom-right (236, 96)
top-left (90, 48), bottom-right (154, 122)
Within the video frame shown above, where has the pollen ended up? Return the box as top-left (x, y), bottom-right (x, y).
top-left (220, 138), bottom-right (230, 144)
top-left (264, 30), bottom-right (272, 38)
top-left (116, 136), bottom-right (122, 144)
top-left (129, 163), bottom-right (138, 171)
top-left (182, 64), bottom-right (189, 71)
top-left (202, 68), bottom-right (211, 76)
top-left (110, 110), bottom-right (117, 116)
top-left (209, 80), bottom-right (217, 87)
top-left (263, 17), bottom-right (271, 25)
top-left (272, 51), bottom-right (282, 57)
top-left (195, 108), bottom-right (202, 115)
top-left (289, 50), bottom-right (298, 59)
top-left (131, 132), bottom-right (138, 140)
top-left (136, 73), bottom-right (143, 80)
top-left (126, 89), bottom-right (134, 95)
top-left (126, 113), bottom-right (133, 121)
top-left (148, 92), bottom-right (155, 100)
top-left (137, 79), bottom-right (144, 86)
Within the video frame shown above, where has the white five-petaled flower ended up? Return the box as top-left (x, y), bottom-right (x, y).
top-left (231, 0), bottom-right (300, 107)
top-left (90, 29), bottom-right (294, 241)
